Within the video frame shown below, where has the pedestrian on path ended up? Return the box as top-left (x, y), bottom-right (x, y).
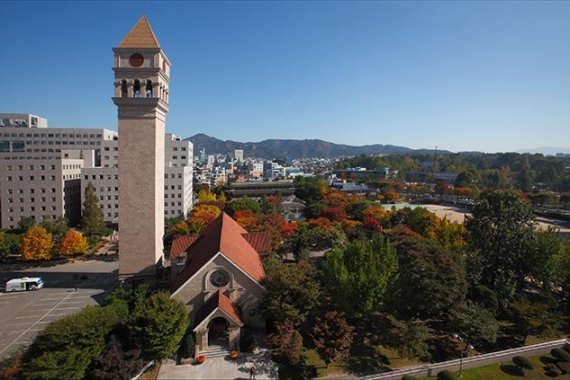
top-left (249, 365), bottom-right (256, 380)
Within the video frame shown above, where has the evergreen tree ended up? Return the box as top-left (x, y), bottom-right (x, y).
top-left (465, 191), bottom-right (537, 296)
top-left (81, 182), bottom-right (105, 236)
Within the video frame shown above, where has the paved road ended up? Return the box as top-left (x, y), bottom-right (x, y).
top-left (0, 259), bottom-right (118, 359)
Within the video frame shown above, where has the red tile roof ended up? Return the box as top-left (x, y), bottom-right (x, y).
top-left (170, 235), bottom-right (199, 260)
top-left (172, 212), bottom-right (265, 292)
top-left (194, 290), bottom-right (243, 329)
top-left (243, 232), bottom-right (272, 256)
top-left (118, 16), bottom-right (161, 48)
top-left (218, 292), bottom-right (243, 326)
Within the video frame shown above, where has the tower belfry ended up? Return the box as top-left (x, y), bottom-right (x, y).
top-left (113, 16), bottom-right (171, 281)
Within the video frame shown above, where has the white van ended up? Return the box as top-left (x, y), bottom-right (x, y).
top-left (5, 277), bottom-right (44, 292)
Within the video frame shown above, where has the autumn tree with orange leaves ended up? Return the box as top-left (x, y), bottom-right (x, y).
top-left (21, 225), bottom-right (54, 261)
top-left (60, 229), bottom-right (89, 255)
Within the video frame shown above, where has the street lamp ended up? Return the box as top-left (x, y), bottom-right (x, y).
top-left (453, 334), bottom-right (474, 378)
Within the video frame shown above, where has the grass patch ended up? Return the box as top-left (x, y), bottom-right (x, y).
top-left (420, 355), bottom-right (570, 380)
top-left (379, 346), bottom-right (423, 369)
top-left (305, 349), bottom-right (349, 378)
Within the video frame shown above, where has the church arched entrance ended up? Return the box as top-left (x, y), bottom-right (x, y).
top-left (208, 317), bottom-right (229, 348)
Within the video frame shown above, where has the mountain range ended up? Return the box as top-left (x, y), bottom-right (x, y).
top-left (186, 133), bottom-right (421, 159)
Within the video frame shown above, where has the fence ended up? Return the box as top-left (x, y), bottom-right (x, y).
top-left (359, 339), bottom-right (569, 380)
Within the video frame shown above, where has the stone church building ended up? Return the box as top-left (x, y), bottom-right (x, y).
top-left (170, 213), bottom-right (271, 352)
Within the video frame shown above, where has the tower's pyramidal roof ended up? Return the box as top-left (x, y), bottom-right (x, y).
top-left (118, 16), bottom-right (161, 49)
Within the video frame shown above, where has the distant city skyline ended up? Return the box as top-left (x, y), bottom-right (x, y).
top-left (2, 1), bottom-right (570, 153)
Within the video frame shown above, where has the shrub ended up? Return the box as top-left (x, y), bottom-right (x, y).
top-left (513, 355), bottom-right (533, 370)
top-left (564, 345), bottom-right (570, 354)
top-left (551, 348), bottom-right (570, 362)
top-left (179, 333), bottom-right (195, 359)
top-left (437, 370), bottom-right (457, 380)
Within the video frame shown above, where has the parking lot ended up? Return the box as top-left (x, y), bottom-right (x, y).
top-left (0, 259), bottom-right (118, 359)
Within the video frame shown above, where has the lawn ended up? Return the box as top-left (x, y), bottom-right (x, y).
top-left (305, 349), bottom-right (350, 378)
top-left (421, 354), bottom-right (570, 380)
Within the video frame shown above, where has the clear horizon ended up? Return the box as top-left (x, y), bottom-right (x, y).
top-left (2, 1), bottom-right (570, 153)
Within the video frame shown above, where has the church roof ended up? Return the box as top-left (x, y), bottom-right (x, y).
top-left (193, 290), bottom-right (244, 330)
top-left (242, 232), bottom-right (272, 256)
top-left (170, 235), bottom-right (199, 260)
top-left (118, 16), bottom-right (161, 48)
top-left (171, 212), bottom-right (266, 291)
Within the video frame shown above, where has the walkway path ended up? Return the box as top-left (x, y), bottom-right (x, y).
top-left (157, 348), bottom-right (278, 380)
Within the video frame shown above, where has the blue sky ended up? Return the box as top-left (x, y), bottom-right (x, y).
top-left (2, 1), bottom-right (570, 153)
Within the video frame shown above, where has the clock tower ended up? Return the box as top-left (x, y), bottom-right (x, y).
top-left (112, 16), bottom-right (171, 281)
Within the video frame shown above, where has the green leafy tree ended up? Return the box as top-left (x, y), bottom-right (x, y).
top-left (127, 292), bottom-right (188, 360)
top-left (17, 216), bottom-right (35, 233)
top-left (225, 197), bottom-right (261, 216)
top-left (21, 305), bottom-right (120, 380)
top-left (391, 236), bottom-right (467, 320)
top-left (294, 177), bottom-right (326, 203)
top-left (324, 235), bottom-right (398, 317)
top-left (465, 191), bottom-right (537, 296)
top-left (262, 261), bottom-right (321, 326)
top-left (81, 182), bottom-right (105, 236)
top-left (40, 216), bottom-right (69, 240)
top-left (312, 311), bottom-right (355, 368)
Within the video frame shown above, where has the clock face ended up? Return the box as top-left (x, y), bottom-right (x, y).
top-left (129, 53), bottom-right (144, 67)
top-left (210, 269), bottom-right (230, 287)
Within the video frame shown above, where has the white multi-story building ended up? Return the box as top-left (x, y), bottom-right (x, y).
top-left (234, 149), bottom-right (244, 162)
top-left (81, 133), bottom-right (193, 222)
top-left (0, 113), bottom-right (194, 229)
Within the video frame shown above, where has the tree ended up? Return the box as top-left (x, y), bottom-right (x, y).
top-left (127, 292), bottom-right (188, 360)
top-left (510, 295), bottom-right (563, 344)
top-left (59, 230), bottom-right (88, 255)
top-left (17, 216), bottom-right (35, 233)
top-left (324, 235), bottom-right (398, 317)
top-left (226, 197), bottom-right (261, 216)
top-left (312, 311), bottom-right (355, 368)
top-left (465, 191), bottom-right (537, 296)
top-left (391, 236), bottom-right (467, 320)
top-left (262, 261), bottom-right (321, 326)
top-left (267, 322), bottom-right (304, 366)
top-left (21, 225), bottom-right (54, 261)
top-left (450, 301), bottom-right (498, 345)
top-left (385, 316), bottom-right (431, 361)
top-left (387, 207), bottom-right (438, 237)
top-left (189, 204), bottom-right (222, 225)
top-left (40, 216), bottom-right (69, 240)
top-left (81, 182), bottom-right (105, 236)
top-left (0, 232), bottom-right (22, 262)
top-left (294, 177), bottom-right (326, 203)
top-left (21, 305), bottom-right (120, 380)
top-left (89, 342), bottom-right (144, 380)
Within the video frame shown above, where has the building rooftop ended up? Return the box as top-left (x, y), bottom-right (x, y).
top-left (118, 16), bottom-right (161, 49)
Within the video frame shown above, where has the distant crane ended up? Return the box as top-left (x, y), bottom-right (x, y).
top-left (431, 145), bottom-right (440, 183)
